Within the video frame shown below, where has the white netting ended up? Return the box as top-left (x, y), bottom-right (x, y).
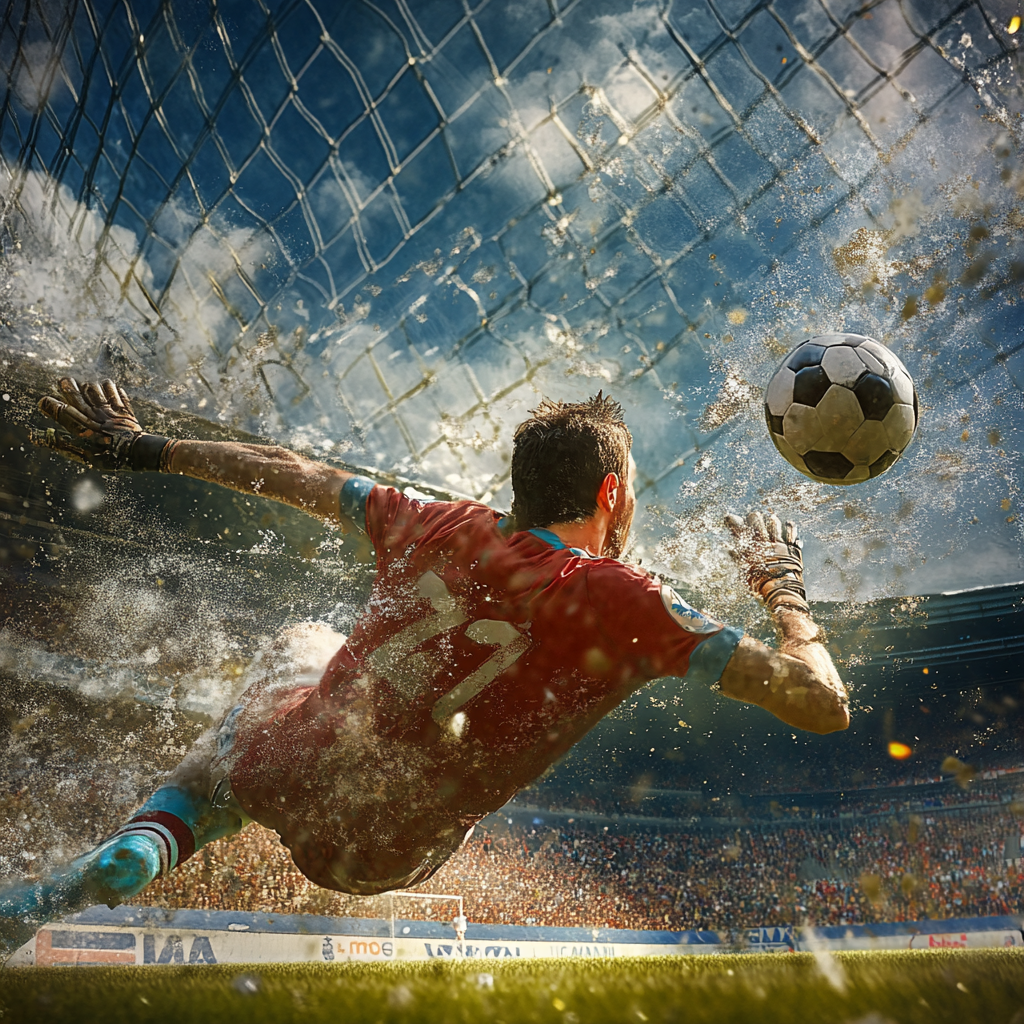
top-left (2, 0), bottom-right (1023, 605)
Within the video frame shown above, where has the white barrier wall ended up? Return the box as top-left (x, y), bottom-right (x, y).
top-left (7, 924), bottom-right (724, 967)
top-left (802, 926), bottom-right (1023, 952)
top-left (5, 910), bottom-right (1020, 967)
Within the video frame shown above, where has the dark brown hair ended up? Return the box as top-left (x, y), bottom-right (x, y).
top-left (510, 393), bottom-right (632, 530)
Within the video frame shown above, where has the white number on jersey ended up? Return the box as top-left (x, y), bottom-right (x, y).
top-left (366, 571), bottom-right (530, 724)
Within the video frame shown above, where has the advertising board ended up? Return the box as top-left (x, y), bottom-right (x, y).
top-left (5, 908), bottom-right (1019, 967)
top-left (4, 907), bottom-right (729, 967)
top-left (798, 916), bottom-right (1024, 952)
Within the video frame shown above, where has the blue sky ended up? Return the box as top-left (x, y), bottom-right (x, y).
top-left (2, 0), bottom-right (1022, 609)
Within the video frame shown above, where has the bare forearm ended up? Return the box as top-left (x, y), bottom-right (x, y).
top-left (771, 608), bottom-right (849, 731)
top-left (718, 611), bottom-right (849, 734)
top-left (31, 378), bottom-right (358, 529)
top-left (165, 440), bottom-right (353, 527)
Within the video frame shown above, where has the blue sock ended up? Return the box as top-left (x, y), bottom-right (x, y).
top-left (99, 784), bottom-right (247, 885)
top-left (0, 833), bottom-right (162, 958)
top-left (0, 784), bottom-right (246, 957)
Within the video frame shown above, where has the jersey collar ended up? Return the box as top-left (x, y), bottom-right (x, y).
top-left (527, 527), bottom-right (595, 559)
top-left (494, 517), bottom-right (596, 559)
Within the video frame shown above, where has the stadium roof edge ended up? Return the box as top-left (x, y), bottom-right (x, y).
top-left (941, 581), bottom-right (1024, 596)
top-left (811, 578), bottom-right (1024, 615)
top-left (809, 579), bottom-right (1024, 640)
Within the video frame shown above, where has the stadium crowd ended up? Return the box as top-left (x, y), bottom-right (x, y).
top-left (132, 791), bottom-right (1024, 933)
top-left (531, 771), bottom-right (1022, 824)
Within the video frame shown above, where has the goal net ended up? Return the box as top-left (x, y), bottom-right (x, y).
top-left (1, 0), bottom-right (1020, 612)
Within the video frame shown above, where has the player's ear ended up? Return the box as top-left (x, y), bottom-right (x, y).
top-left (596, 472), bottom-right (620, 513)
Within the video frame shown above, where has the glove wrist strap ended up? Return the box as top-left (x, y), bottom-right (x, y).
top-left (158, 438), bottom-right (181, 473)
top-left (128, 433), bottom-right (171, 472)
top-left (756, 551), bottom-right (807, 613)
top-left (766, 590), bottom-right (811, 614)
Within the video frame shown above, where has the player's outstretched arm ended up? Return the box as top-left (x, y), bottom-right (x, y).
top-left (717, 511), bottom-right (849, 735)
top-left (34, 377), bottom-right (363, 531)
top-left (164, 438), bottom-right (358, 528)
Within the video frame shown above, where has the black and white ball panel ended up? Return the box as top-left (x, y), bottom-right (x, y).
top-left (854, 373), bottom-right (894, 420)
top-left (765, 366), bottom-right (795, 420)
top-left (884, 404), bottom-right (915, 451)
top-left (815, 386), bottom-right (863, 449)
top-left (788, 343), bottom-right (827, 370)
top-left (820, 345), bottom-right (866, 387)
top-left (764, 333), bottom-right (918, 485)
top-left (843, 419), bottom-right (888, 464)
top-left (782, 403), bottom-right (823, 455)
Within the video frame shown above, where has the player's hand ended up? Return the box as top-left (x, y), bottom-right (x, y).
top-left (32, 378), bottom-right (171, 472)
top-left (725, 510), bottom-right (809, 614)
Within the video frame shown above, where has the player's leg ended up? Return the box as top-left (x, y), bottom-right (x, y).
top-left (0, 716), bottom-right (245, 957)
top-left (0, 621), bottom-right (344, 956)
top-left (121, 619), bottom-right (344, 887)
top-left (106, 619), bottom-right (343, 890)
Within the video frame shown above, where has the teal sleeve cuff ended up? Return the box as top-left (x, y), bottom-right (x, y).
top-left (682, 624), bottom-right (744, 686)
top-left (340, 475), bottom-right (376, 532)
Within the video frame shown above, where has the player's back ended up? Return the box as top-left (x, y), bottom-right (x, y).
top-left (316, 487), bottom-right (712, 798)
top-left (227, 485), bottom-right (739, 894)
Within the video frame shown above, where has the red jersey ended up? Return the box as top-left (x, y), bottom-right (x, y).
top-left (227, 481), bottom-right (742, 894)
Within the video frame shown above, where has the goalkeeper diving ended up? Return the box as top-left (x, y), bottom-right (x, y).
top-left (0, 379), bottom-right (849, 955)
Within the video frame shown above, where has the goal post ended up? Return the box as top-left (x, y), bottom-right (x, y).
top-left (385, 891), bottom-right (466, 947)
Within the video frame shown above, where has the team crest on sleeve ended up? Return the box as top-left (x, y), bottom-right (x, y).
top-left (660, 584), bottom-right (721, 634)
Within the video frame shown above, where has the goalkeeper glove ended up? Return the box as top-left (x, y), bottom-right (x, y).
top-left (725, 509), bottom-right (809, 614)
top-left (33, 377), bottom-right (175, 472)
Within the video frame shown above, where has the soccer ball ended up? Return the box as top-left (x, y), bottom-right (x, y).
top-left (764, 334), bottom-right (919, 485)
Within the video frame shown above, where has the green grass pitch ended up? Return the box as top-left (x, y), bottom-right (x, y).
top-left (1, 950), bottom-right (1021, 1023)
